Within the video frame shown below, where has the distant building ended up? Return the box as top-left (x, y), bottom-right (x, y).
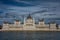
top-left (2, 14), bottom-right (59, 30)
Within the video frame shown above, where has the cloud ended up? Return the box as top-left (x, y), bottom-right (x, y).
top-left (0, 0), bottom-right (60, 24)
top-left (15, 0), bottom-right (34, 5)
top-left (0, 2), bottom-right (60, 18)
top-left (0, 0), bottom-right (34, 7)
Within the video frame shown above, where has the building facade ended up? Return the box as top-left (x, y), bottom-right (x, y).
top-left (2, 15), bottom-right (59, 30)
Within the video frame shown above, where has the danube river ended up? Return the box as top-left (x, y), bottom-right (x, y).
top-left (0, 31), bottom-right (60, 40)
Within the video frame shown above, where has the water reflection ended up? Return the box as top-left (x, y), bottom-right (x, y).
top-left (0, 31), bottom-right (60, 40)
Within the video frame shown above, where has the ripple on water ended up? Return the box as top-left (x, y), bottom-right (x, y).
top-left (0, 31), bottom-right (60, 40)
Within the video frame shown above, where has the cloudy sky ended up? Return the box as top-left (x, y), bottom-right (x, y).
top-left (0, 0), bottom-right (60, 24)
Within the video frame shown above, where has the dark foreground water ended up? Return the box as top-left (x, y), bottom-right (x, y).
top-left (0, 31), bottom-right (60, 40)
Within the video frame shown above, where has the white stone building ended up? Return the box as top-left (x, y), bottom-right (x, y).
top-left (2, 15), bottom-right (58, 30)
top-left (49, 22), bottom-right (56, 29)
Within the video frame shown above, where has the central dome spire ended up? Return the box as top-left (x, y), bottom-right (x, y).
top-left (27, 14), bottom-right (32, 19)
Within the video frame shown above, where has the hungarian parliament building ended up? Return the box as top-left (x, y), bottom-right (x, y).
top-left (1, 15), bottom-right (60, 31)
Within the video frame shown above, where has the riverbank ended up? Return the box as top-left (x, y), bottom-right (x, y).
top-left (0, 29), bottom-right (60, 32)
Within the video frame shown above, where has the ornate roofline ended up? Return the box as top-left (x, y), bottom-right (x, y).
top-left (27, 14), bottom-right (32, 19)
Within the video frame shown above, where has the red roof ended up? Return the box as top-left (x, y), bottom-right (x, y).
top-left (15, 19), bottom-right (20, 22)
top-left (4, 21), bottom-right (8, 24)
top-left (27, 14), bottom-right (32, 19)
top-left (39, 19), bottom-right (44, 22)
top-left (49, 21), bottom-right (56, 24)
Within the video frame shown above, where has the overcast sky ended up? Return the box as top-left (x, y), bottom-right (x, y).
top-left (0, 0), bottom-right (60, 24)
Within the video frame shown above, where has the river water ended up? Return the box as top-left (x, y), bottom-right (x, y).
top-left (0, 31), bottom-right (60, 40)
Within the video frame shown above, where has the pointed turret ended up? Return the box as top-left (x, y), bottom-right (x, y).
top-left (39, 19), bottom-right (44, 22)
top-left (39, 18), bottom-right (45, 25)
top-left (49, 21), bottom-right (56, 29)
top-left (4, 21), bottom-right (8, 24)
top-left (15, 19), bottom-right (20, 22)
top-left (27, 14), bottom-right (32, 19)
top-left (14, 19), bottom-right (21, 25)
top-left (2, 21), bottom-right (9, 30)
